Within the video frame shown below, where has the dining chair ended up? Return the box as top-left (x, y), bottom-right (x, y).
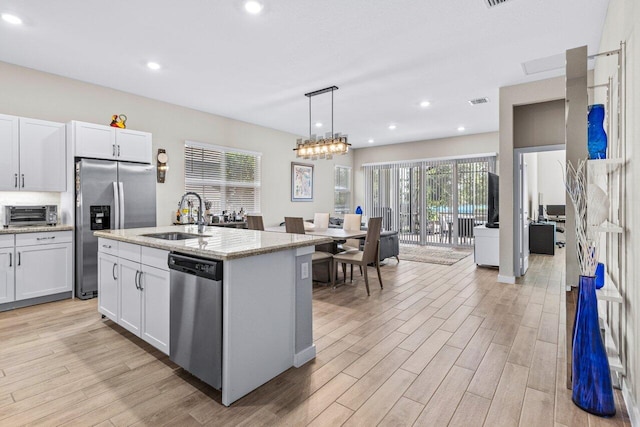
top-left (341, 213), bottom-right (362, 252)
top-left (285, 217), bottom-right (333, 283)
top-left (246, 215), bottom-right (264, 231)
top-left (332, 217), bottom-right (383, 296)
top-left (313, 213), bottom-right (330, 230)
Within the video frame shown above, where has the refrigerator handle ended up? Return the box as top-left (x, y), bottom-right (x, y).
top-left (113, 182), bottom-right (120, 229)
top-left (118, 182), bottom-right (125, 229)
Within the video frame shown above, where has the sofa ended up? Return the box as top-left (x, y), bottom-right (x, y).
top-left (379, 230), bottom-right (400, 262)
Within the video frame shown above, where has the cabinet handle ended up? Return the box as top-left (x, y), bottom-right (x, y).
top-left (17, 252), bottom-right (20, 266)
top-left (134, 270), bottom-right (140, 290)
top-left (138, 271), bottom-right (143, 291)
top-left (112, 144), bottom-right (116, 157)
top-left (14, 173), bottom-right (17, 188)
top-left (117, 145), bottom-right (121, 156)
top-left (102, 244), bottom-right (112, 249)
top-left (21, 174), bottom-right (24, 188)
top-left (8, 253), bottom-right (11, 267)
top-left (112, 263), bottom-right (117, 280)
top-left (37, 236), bottom-right (55, 241)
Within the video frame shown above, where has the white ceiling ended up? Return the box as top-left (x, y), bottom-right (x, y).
top-left (0, 0), bottom-right (610, 148)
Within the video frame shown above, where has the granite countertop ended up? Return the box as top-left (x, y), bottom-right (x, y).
top-left (94, 225), bottom-right (332, 260)
top-left (0, 225), bottom-right (74, 234)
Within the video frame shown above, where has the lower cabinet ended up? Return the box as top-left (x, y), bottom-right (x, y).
top-left (15, 242), bottom-right (72, 300)
top-left (0, 231), bottom-right (73, 307)
top-left (98, 240), bottom-right (170, 355)
top-left (0, 247), bottom-right (15, 304)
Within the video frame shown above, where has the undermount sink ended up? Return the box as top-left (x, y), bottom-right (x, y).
top-left (141, 232), bottom-right (209, 241)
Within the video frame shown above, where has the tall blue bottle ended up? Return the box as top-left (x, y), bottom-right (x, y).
top-left (572, 275), bottom-right (616, 417)
top-left (588, 104), bottom-right (607, 159)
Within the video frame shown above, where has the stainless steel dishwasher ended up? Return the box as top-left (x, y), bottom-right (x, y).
top-left (168, 252), bottom-right (223, 390)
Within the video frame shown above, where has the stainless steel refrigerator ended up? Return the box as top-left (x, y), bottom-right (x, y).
top-left (75, 158), bottom-right (156, 299)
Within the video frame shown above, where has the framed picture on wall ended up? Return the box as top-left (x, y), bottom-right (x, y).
top-left (291, 162), bottom-right (314, 202)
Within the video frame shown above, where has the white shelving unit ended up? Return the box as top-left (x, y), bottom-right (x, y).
top-left (586, 43), bottom-right (627, 382)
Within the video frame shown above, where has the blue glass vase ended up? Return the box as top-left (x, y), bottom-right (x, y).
top-left (572, 275), bottom-right (615, 416)
top-left (595, 262), bottom-right (605, 290)
top-left (355, 206), bottom-right (363, 215)
top-left (588, 104), bottom-right (607, 159)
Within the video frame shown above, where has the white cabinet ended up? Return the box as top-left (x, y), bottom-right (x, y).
top-left (98, 239), bottom-right (169, 354)
top-left (14, 231), bottom-right (72, 301)
top-left (0, 247), bottom-right (15, 304)
top-left (71, 121), bottom-right (152, 164)
top-left (118, 258), bottom-right (143, 336)
top-left (0, 114), bottom-right (66, 192)
top-left (0, 231), bottom-right (72, 307)
top-left (474, 225), bottom-right (499, 267)
top-left (0, 114), bottom-right (19, 191)
top-left (98, 252), bottom-right (119, 320)
top-left (140, 264), bottom-right (170, 352)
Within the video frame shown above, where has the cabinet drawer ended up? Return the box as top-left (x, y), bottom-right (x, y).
top-left (0, 234), bottom-right (14, 249)
top-left (16, 230), bottom-right (72, 247)
top-left (118, 241), bottom-right (141, 263)
top-left (98, 238), bottom-right (118, 256)
top-left (141, 246), bottom-right (169, 271)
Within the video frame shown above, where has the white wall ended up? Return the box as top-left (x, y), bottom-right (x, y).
top-left (352, 132), bottom-right (499, 208)
top-left (536, 150), bottom-right (566, 206)
top-left (0, 61), bottom-right (352, 227)
top-left (596, 0), bottom-right (640, 420)
top-left (498, 76), bottom-right (566, 282)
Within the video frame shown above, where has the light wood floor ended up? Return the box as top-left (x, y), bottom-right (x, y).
top-left (0, 250), bottom-right (631, 426)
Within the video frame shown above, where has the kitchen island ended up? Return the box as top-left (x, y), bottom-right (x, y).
top-left (94, 225), bottom-right (331, 406)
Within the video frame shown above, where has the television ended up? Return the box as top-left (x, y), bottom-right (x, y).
top-left (486, 172), bottom-right (499, 228)
top-left (546, 204), bottom-right (565, 217)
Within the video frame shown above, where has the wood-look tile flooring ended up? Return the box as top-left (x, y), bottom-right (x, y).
top-left (0, 250), bottom-right (631, 426)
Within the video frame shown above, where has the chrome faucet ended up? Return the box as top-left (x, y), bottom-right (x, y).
top-left (180, 192), bottom-right (205, 233)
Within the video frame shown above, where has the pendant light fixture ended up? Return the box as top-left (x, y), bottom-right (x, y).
top-left (294, 86), bottom-right (350, 160)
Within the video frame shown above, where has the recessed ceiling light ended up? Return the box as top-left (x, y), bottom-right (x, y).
top-left (315, 122), bottom-right (322, 128)
top-left (420, 101), bottom-right (431, 108)
top-left (368, 139), bottom-right (374, 144)
top-left (388, 124), bottom-right (397, 130)
top-left (1, 13), bottom-right (22, 25)
top-left (458, 126), bottom-right (465, 132)
top-left (146, 62), bottom-right (161, 71)
top-left (244, 1), bottom-right (264, 14)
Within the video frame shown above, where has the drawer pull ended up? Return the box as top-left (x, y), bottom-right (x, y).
top-left (102, 244), bottom-right (112, 249)
top-left (37, 236), bottom-right (56, 241)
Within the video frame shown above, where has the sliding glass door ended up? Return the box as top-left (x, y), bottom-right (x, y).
top-left (364, 155), bottom-right (495, 247)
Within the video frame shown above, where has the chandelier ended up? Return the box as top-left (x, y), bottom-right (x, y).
top-left (294, 85), bottom-right (350, 160)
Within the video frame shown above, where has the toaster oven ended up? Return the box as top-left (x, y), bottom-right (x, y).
top-left (3, 205), bottom-right (58, 227)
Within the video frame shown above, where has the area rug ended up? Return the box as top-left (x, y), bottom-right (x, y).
top-left (399, 243), bottom-right (473, 265)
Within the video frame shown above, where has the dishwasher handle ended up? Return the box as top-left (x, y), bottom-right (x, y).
top-left (168, 252), bottom-right (223, 281)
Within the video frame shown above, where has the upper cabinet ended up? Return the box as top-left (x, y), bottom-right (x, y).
top-left (70, 121), bottom-right (152, 164)
top-left (0, 114), bottom-right (66, 192)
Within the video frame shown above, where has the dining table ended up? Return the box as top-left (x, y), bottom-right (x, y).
top-left (264, 226), bottom-right (367, 241)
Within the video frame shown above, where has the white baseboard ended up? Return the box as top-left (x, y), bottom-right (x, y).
top-left (498, 274), bottom-right (516, 284)
top-left (623, 378), bottom-right (640, 426)
top-left (294, 344), bottom-right (316, 368)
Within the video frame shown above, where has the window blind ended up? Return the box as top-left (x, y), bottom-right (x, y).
top-left (184, 142), bottom-right (261, 214)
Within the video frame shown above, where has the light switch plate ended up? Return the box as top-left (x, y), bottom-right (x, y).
top-left (301, 262), bottom-right (309, 279)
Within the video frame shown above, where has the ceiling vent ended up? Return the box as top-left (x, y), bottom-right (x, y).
top-left (469, 97), bottom-right (490, 106)
top-left (485, 0), bottom-right (512, 8)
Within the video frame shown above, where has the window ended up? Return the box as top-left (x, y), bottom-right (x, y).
top-left (184, 141), bottom-right (261, 214)
top-left (334, 165), bottom-right (351, 214)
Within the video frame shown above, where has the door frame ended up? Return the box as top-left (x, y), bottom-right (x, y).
top-left (513, 144), bottom-right (565, 277)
